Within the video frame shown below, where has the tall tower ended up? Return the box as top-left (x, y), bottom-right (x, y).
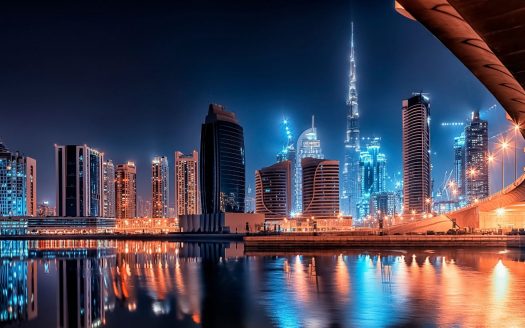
top-left (152, 156), bottom-right (169, 218)
top-left (55, 145), bottom-right (103, 217)
top-left (402, 94), bottom-right (431, 215)
top-left (200, 104), bottom-right (245, 214)
top-left (464, 110), bottom-right (489, 202)
top-left (115, 162), bottom-right (137, 219)
top-left (175, 151), bottom-right (200, 216)
top-left (102, 159), bottom-right (115, 218)
top-left (357, 137), bottom-right (387, 219)
top-left (342, 22), bottom-right (360, 218)
top-left (294, 115), bottom-right (323, 214)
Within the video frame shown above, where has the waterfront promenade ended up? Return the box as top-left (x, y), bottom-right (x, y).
top-left (2, 232), bottom-right (525, 249)
top-left (244, 234), bottom-right (525, 250)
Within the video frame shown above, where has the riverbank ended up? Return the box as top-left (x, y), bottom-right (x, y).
top-left (244, 234), bottom-right (525, 250)
top-left (0, 233), bottom-right (244, 242)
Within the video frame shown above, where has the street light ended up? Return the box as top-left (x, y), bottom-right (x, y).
top-left (500, 140), bottom-right (509, 189)
top-left (514, 122), bottom-right (520, 181)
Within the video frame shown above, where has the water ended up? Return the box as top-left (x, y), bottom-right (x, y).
top-left (2, 240), bottom-right (525, 328)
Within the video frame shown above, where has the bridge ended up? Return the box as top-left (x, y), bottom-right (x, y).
top-left (387, 0), bottom-right (525, 233)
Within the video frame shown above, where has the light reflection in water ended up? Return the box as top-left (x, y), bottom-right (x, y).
top-left (1, 240), bottom-right (525, 327)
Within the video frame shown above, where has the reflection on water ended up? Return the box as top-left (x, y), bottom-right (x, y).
top-left (1, 240), bottom-right (525, 327)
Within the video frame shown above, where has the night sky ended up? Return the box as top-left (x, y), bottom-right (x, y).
top-left (0, 0), bottom-right (515, 206)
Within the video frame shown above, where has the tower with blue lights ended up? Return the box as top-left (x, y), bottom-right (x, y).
top-left (341, 22), bottom-right (360, 218)
top-left (356, 137), bottom-right (387, 219)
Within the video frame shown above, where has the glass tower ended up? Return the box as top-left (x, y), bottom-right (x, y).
top-left (464, 110), bottom-right (489, 202)
top-left (356, 137), bottom-right (387, 219)
top-left (55, 145), bottom-right (103, 217)
top-left (200, 104), bottom-right (245, 214)
top-left (0, 142), bottom-right (37, 217)
top-left (294, 115), bottom-right (323, 215)
top-left (342, 22), bottom-right (360, 218)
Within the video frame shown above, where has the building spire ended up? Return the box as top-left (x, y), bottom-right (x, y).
top-left (312, 115), bottom-right (315, 130)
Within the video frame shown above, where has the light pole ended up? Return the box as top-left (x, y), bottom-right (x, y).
top-left (501, 140), bottom-right (509, 189)
top-left (514, 123), bottom-right (520, 181)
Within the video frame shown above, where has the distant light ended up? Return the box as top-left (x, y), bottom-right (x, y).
top-left (496, 208), bottom-right (505, 217)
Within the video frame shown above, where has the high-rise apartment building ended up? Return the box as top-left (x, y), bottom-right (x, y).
top-left (115, 162), bottom-right (137, 219)
top-left (152, 156), bottom-right (169, 218)
top-left (402, 94), bottom-right (431, 215)
top-left (0, 142), bottom-right (37, 216)
top-left (55, 145), bottom-right (103, 217)
top-left (453, 132), bottom-right (466, 197)
top-left (342, 22), bottom-right (361, 219)
top-left (175, 151), bottom-right (200, 216)
top-left (200, 104), bottom-right (245, 214)
top-left (357, 137), bottom-right (387, 219)
top-left (464, 110), bottom-right (489, 202)
top-left (255, 160), bottom-right (292, 218)
top-left (102, 160), bottom-right (115, 218)
top-left (294, 116), bottom-right (323, 214)
top-left (302, 158), bottom-right (339, 217)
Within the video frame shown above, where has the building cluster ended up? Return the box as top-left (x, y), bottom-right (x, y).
top-left (0, 23), bottom-right (494, 230)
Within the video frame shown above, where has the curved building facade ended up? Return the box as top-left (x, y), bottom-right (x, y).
top-left (302, 158), bottom-right (339, 217)
top-left (402, 94), bottom-right (431, 215)
top-left (255, 160), bottom-right (292, 218)
top-left (200, 104), bottom-right (245, 214)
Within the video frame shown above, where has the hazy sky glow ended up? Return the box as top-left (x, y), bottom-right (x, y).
top-left (0, 0), bottom-right (516, 205)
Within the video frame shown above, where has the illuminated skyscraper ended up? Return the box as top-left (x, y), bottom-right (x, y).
top-left (453, 132), bottom-right (466, 197)
top-left (55, 145), bottom-right (103, 217)
top-left (356, 137), bottom-right (387, 219)
top-left (102, 160), bottom-right (115, 218)
top-left (294, 116), bottom-right (323, 214)
top-left (255, 160), bottom-right (292, 218)
top-left (302, 158), bottom-right (339, 217)
top-left (341, 22), bottom-right (360, 218)
top-left (402, 94), bottom-right (431, 215)
top-left (115, 162), bottom-right (137, 219)
top-left (152, 156), bottom-right (169, 218)
top-left (464, 110), bottom-right (489, 202)
top-left (0, 142), bottom-right (36, 217)
top-left (200, 104), bottom-right (245, 214)
top-left (175, 151), bottom-right (200, 216)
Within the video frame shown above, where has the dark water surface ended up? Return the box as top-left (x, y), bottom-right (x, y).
top-left (2, 240), bottom-right (525, 327)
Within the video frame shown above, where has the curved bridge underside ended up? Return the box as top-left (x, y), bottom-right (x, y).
top-left (396, 0), bottom-right (525, 134)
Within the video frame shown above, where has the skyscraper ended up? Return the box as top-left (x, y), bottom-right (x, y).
top-left (0, 141), bottom-right (37, 217)
top-left (402, 94), bottom-right (431, 215)
top-left (102, 160), bottom-right (115, 218)
top-left (55, 145), bottom-right (103, 217)
top-left (464, 110), bottom-right (489, 202)
top-left (294, 116), bottom-right (323, 214)
top-left (255, 160), bottom-right (292, 218)
top-left (342, 22), bottom-right (360, 219)
top-left (152, 156), bottom-right (169, 218)
top-left (115, 162), bottom-right (137, 219)
top-left (357, 137), bottom-right (387, 219)
top-left (302, 157), bottom-right (340, 217)
top-left (453, 132), bottom-right (466, 197)
top-left (175, 151), bottom-right (200, 216)
top-left (200, 104), bottom-right (245, 214)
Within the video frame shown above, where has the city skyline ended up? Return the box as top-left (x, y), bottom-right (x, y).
top-left (0, 1), bottom-right (517, 208)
